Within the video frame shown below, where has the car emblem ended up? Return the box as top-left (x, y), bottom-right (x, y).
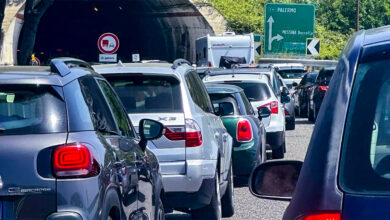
top-left (0, 175), bottom-right (3, 189)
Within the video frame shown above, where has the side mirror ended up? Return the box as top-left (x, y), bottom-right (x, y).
top-left (139, 119), bottom-right (164, 151)
top-left (258, 107), bottom-right (271, 121)
top-left (281, 95), bottom-right (291, 104)
top-left (249, 160), bottom-right (303, 201)
top-left (218, 102), bottom-right (234, 116)
top-left (281, 87), bottom-right (289, 96)
top-left (292, 82), bottom-right (298, 87)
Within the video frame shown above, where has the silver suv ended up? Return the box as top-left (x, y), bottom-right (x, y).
top-left (94, 59), bottom-right (234, 219)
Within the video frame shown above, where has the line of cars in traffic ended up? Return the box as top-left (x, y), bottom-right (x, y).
top-left (0, 56), bottom-right (297, 219)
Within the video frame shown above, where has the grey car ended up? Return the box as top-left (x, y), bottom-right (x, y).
top-left (277, 74), bottom-right (296, 130)
top-left (95, 59), bottom-right (234, 219)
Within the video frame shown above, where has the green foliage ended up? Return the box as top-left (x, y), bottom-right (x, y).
top-left (208, 0), bottom-right (390, 60)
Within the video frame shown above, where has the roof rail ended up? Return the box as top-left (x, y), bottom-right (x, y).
top-left (171, 59), bottom-right (191, 70)
top-left (50, 57), bottom-right (93, 77)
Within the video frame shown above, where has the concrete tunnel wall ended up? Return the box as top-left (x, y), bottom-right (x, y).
top-left (0, 0), bottom-right (228, 65)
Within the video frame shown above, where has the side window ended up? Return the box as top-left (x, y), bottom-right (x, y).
top-left (79, 76), bottom-right (118, 135)
top-left (185, 71), bottom-right (214, 113)
top-left (272, 72), bottom-right (281, 96)
top-left (300, 75), bottom-right (307, 86)
top-left (97, 79), bottom-right (134, 138)
top-left (239, 91), bottom-right (254, 115)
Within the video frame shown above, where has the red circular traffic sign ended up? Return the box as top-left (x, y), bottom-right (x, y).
top-left (98, 33), bottom-right (120, 54)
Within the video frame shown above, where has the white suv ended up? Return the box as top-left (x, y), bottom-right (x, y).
top-left (94, 59), bottom-right (234, 219)
top-left (203, 68), bottom-right (287, 159)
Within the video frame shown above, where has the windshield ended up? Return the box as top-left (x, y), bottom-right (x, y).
top-left (225, 82), bottom-right (271, 102)
top-left (0, 85), bottom-right (67, 135)
top-left (105, 75), bottom-right (183, 114)
top-left (278, 69), bottom-right (307, 79)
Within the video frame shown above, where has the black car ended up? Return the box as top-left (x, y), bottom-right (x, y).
top-left (0, 58), bottom-right (165, 220)
top-left (293, 72), bottom-right (318, 117)
top-left (308, 67), bottom-right (336, 121)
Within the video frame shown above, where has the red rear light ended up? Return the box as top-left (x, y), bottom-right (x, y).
top-left (185, 119), bottom-right (203, 147)
top-left (237, 119), bottom-right (252, 142)
top-left (260, 101), bottom-right (279, 114)
top-left (164, 119), bottom-right (202, 147)
top-left (299, 213), bottom-right (341, 220)
top-left (208, 62), bottom-right (212, 67)
top-left (53, 144), bottom-right (99, 178)
top-left (319, 86), bottom-right (329, 92)
top-left (285, 109), bottom-right (290, 115)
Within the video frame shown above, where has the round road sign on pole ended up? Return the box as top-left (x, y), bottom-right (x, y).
top-left (98, 33), bottom-right (120, 54)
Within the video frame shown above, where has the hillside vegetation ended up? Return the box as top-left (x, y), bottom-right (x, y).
top-left (208, 0), bottom-right (390, 60)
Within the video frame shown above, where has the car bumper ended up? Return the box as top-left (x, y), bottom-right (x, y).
top-left (46, 212), bottom-right (83, 220)
top-left (266, 131), bottom-right (285, 150)
top-left (164, 178), bottom-right (215, 210)
top-left (232, 141), bottom-right (259, 176)
top-left (161, 159), bottom-right (217, 193)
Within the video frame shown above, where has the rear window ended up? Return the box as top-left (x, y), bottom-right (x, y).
top-left (105, 75), bottom-right (183, 113)
top-left (225, 82), bottom-right (271, 102)
top-left (317, 69), bottom-right (334, 85)
top-left (278, 69), bottom-right (307, 79)
top-left (340, 59), bottom-right (390, 195)
top-left (0, 85), bottom-right (67, 135)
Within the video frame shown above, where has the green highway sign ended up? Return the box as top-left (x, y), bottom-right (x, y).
top-left (264, 3), bottom-right (315, 55)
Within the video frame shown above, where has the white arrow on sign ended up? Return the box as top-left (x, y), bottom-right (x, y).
top-left (307, 39), bottom-right (320, 55)
top-left (267, 16), bottom-right (284, 51)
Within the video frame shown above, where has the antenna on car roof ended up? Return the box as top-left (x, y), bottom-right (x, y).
top-left (117, 60), bottom-right (125, 67)
top-left (50, 57), bottom-right (93, 77)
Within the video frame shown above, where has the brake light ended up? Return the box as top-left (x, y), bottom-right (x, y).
top-left (237, 119), bottom-right (252, 142)
top-left (285, 109), bottom-right (290, 115)
top-left (164, 119), bottom-right (202, 147)
top-left (260, 101), bottom-right (279, 114)
top-left (185, 119), bottom-right (203, 147)
top-left (319, 86), bottom-right (329, 92)
top-left (53, 144), bottom-right (99, 178)
top-left (299, 213), bottom-right (341, 220)
top-left (208, 62), bottom-right (212, 67)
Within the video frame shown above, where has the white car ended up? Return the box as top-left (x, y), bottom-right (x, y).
top-left (272, 63), bottom-right (307, 89)
top-left (203, 68), bottom-right (287, 159)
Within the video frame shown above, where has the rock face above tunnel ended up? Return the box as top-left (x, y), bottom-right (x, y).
top-left (0, 0), bottom-right (228, 64)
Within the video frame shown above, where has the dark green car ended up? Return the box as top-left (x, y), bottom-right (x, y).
top-left (206, 84), bottom-right (267, 176)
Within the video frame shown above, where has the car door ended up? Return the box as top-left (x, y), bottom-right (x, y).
top-left (96, 79), bottom-right (151, 219)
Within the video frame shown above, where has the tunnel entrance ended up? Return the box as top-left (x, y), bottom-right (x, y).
top-left (31, 0), bottom-right (212, 64)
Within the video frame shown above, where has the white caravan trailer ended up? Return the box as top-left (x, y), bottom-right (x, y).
top-left (196, 32), bottom-right (255, 68)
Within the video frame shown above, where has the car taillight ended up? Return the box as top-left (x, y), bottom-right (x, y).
top-left (260, 101), bottom-right (279, 114)
top-left (53, 143), bottom-right (99, 178)
top-left (164, 119), bottom-right (202, 147)
top-left (208, 62), bottom-right (212, 67)
top-left (185, 119), bottom-right (203, 147)
top-left (319, 86), bottom-right (329, 92)
top-left (299, 213), bottom-right (341, 220)
top-left (237, 119), bottom-right (252, 142)
top-left (285, 109), bottom-right (290, 115)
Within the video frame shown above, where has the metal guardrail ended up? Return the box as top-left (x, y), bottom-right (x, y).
top-left (258, 58), bottom-right (338, 67)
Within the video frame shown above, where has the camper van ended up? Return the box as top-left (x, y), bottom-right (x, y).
top-left (196, 32), bottom-right (255, 68)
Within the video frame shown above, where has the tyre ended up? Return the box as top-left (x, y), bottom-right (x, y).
top-left (272, 142), bottom-right (285, 159)
top-left (155, 196), bottom-right (165, 220)
top-left (192, 172), bottom-right (222, 220)
top-left (102, 190), bottom-right (121, 220)
top-left (221, 164), bottom-right (234, 218)
top-left (286, 118), bottom-right (295, 130)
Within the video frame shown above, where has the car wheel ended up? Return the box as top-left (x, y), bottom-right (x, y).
top-left (192, 171), bottom-right (222, 220)
top-left (272, 143), bottom-right (285, 159)
top-left (286, 117), bottom-right (295, 130)
top-left (155, 197), bottom-right (165, 220)
top-left (221, 164), bottom-right (234, 218)
top-left (102, 190), bottom-right (121, 220)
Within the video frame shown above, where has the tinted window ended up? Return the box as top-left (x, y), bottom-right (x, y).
top-left (0, 85), bottom-right (67, 135)
top-left (186, 71), bottom-right (214, 113)
top-left (239, 91), bottom-right (255, 115)
top-left (98, 80), bottom-right (134, 137)
top-left (209, 94), bottom-right (238, 115)
top-left (317, 69), bottom-right (334, 84)
top-left (340, 59), bottom-right (390, 195)
top-left (106, 75), bottom-right (182, 114)
top-left (278, 69), bottom-right (307, 79)
top-left (79, 77), bottom-right (118, 135)
top-left (64, 80), bottom-right (95, 131)
top-left (225, 82), bottom-right (271, 102)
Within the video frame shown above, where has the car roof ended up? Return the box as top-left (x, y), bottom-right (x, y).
top-left (204, 72), bottom-right (270, 83)
top-left (273, 63), bottom-right (305, 70)
top-left (205, 83), bottom-right (243, 94)
top-left (93, 62), bottom-right (187, 78)
top-left (321, 66), bottom-right (336, 71)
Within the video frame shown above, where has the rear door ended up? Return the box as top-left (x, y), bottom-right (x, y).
top-left (339, 55), bottom-right (390, 218)
top-left (105, 75), bottom-right (186, 175)
top-left (0, 84), bottom-right (67, 219)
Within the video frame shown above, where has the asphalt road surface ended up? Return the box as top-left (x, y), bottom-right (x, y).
top-left (166, 118), bottom-right (314, 220)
